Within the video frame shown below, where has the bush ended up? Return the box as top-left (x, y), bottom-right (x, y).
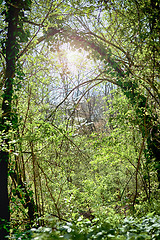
top-left (12, 214), bottom-right (160, 239)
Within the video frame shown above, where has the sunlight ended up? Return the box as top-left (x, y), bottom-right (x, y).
top-left (66, 49), bottom-right (79, 63)
top-left (66, 48), bottom-right (88, 74)
top-left (57, 43), bottom-right (91, 75)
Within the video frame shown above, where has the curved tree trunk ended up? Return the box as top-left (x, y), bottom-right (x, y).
top-left (42, 26), bottom-right (160, 187)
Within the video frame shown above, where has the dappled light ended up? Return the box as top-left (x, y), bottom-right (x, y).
top-left (0, 0), bottom-right (159, 239)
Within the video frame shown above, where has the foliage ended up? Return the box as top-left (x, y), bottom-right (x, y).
top-left (0, 0), bottom-right (159, 238)
top-left (11, 214), bottom-right (160, 239)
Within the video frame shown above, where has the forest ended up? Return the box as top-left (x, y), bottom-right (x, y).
top-left (0, 0), bottom-right (160, 239)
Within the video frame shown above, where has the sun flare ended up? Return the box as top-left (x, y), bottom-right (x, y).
top-left (56, 43), bottom-right (91, 75)
top-left (65, 48), bottom-right (89, 74)
top-left (66, 50), bottom-right (79, 63)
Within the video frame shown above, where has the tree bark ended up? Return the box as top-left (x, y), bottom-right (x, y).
top-left (0, 1), bottom-right (20, 238)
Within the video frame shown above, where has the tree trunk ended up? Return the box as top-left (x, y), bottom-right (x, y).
top-left (0, 1), bottom-right (20, 238)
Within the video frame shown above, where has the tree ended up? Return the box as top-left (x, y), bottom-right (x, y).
top-left (0, 0), bottom-right (159, 236)
top-left (0, 0), bottom-right (31, 238)
top-left (43, 0), bottom-right (160, 189)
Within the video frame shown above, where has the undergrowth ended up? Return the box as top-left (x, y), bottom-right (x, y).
top-left (11, 213), bottom-right (160, 240)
